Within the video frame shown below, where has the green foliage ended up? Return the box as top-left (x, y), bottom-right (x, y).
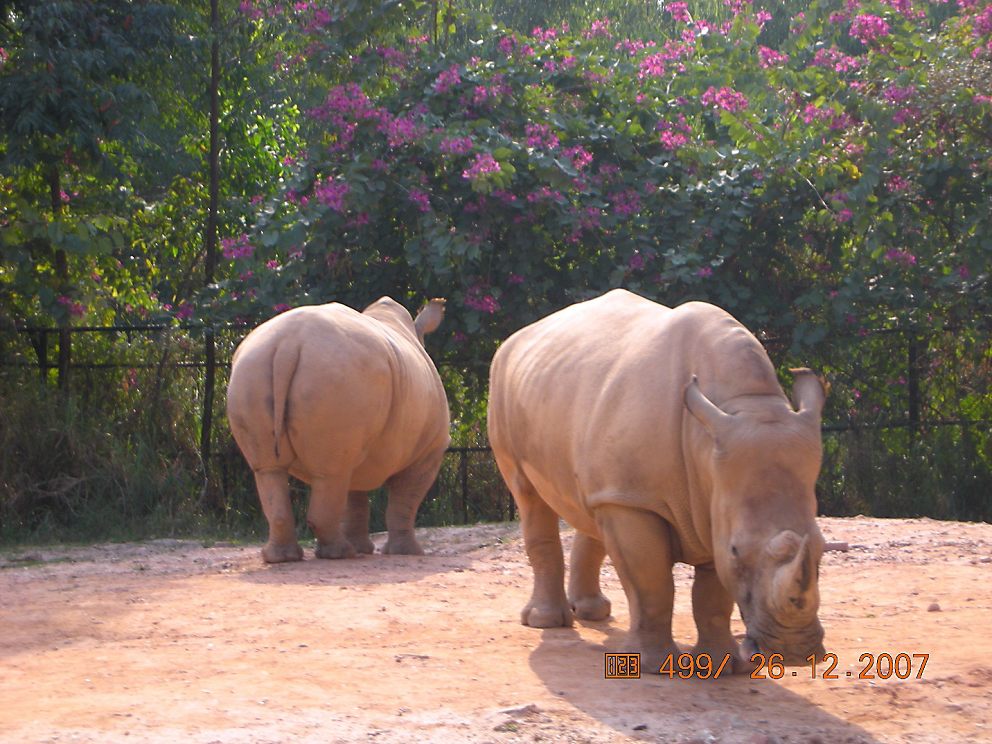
top-left (1, 0), bottom-right (990, 541)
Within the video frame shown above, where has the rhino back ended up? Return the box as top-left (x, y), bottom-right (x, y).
top-left (489, 289), bottom-right (782, 563)
top-left (228, 303), bottom-right (447, 489)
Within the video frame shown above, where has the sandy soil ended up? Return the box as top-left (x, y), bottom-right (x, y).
top-left (2, 516), bottom-right (991, 743)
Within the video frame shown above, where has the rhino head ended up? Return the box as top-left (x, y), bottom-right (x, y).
top-left (685, 369), bottom-right (828, 664)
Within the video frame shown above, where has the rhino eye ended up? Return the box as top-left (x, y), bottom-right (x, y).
top-left (731, 545), bottom-right (739, 558)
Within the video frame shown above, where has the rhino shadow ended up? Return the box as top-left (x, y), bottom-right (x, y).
top-left (234, 550), bottom-right (464, 588)
top-left (527, 623), bottom-right (881, 744)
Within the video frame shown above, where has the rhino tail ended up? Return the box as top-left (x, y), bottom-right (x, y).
top-left (271, 342), bottom-right (301, 459)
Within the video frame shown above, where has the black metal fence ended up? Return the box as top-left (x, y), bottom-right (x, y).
top-left (1, 321), bottom-right (989, 527)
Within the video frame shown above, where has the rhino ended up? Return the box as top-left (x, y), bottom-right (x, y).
top-left (227, 296), bottom-right (450, 563)
top-left (487, 289), bottom-right (828, 671)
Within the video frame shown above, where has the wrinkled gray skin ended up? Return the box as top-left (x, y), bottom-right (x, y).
top-left (488, 289), bottom-right (827, 672)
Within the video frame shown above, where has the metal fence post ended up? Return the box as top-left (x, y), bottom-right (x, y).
top-left (460, 448), bottom-right (469, 524)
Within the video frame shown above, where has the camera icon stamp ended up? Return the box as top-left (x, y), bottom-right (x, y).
top-left (605, 653), bottom-right (641, 679)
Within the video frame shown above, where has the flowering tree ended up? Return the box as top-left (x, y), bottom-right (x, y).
top-left (209, 0), bottom-right (990, 374)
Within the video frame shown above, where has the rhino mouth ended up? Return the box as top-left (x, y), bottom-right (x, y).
top-left (741, 634), bottom-right (825, 665)
top-left (741, 618), bottom-right (825, 665)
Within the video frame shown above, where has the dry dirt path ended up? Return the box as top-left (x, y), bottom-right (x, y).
top-left (2, 516), bottom-right (991, 743)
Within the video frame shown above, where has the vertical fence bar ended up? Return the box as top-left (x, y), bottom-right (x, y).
top-left (459, 448), bottom-right (469, 524)
top-left (908, 334), bottom-right (920, 439)
top-left (200, 327), bottom-right (218, 503)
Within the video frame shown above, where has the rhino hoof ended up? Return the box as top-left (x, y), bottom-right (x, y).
top-left (570, 594), bottom-right (612, 621)
top-left (383, 536), bottom-right (424, 555)
top-left (315, 540), bottom-right (357, 559)
top-left (348, 536), bottom-right (376, 554)
top-left (261, 542), bottom-right (304, 564)
top-left (522, 602), bottom-right (574, 628)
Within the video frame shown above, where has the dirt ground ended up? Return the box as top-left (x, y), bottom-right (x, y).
top-left (2, 516), bottom-right (991, 744)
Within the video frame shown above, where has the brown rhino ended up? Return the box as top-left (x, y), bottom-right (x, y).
top-left (487, 289), bottom-right (827, 671)
top-left (227, 297), bottom-right (450, 563)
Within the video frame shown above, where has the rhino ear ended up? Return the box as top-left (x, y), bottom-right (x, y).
top-left (684, 376), bottom-right (733, 440)
top-left (790, 368), bottom-right (828, 424)
top-left (414, 298), bottom-right (446, 342)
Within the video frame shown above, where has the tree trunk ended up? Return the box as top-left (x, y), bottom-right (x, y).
top-left (200, 0), bottom-right (222, 510)
top-left (48, 166), bottom-right (71, 392)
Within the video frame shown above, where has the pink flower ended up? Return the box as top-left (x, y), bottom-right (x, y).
top-left (700, 86), bottom-right (749, 113)
top-left (659, 130), bottom-right (689, 149)
top-left (273, 303), bottom-right (292, 314)
top-left (175, 302), bottom-right (194, 321)
top-left (314, 178), bottom-right (349, 212)
top-left (975, 6), bottom-right (992, 37)
top-left (835, 208), bottom-right (854, 223)
top-left (696, 266), bottom-right (713, 278)
top-left (802, 103), bottom-right (834, 124)
top-left (886, 175), bottom-right (912, 193)
top-left (312, 8), bottom-right (332, 27)
top-left (266, 259), bottom-right (280, 270)
top-left (56, 295), bottom-right (87, 317)
top-left (584, 18), bottom-right (612, 39)
top-left (639, 53), bottom-right (667, 79)
top-left (376, 45), bottom-right (406, 67)
top-left (526, 186), bottom-right (565, 203)
top-left (884, 248), bottom-right (917, 266)
top-left (811, 47), bottom-right (863, 72)
top-left (531, 26), bottom-right (559, 43)
top-left (439, 136), bottom-right (473, 155)
top-left (379, 114), bottom-right (425, 148)
top-left (464, 284), bottom-right (500, 314)
top-left (239, 1), bottom-right (263, 21)
top-left (525, 123), bottom-right (560, 149)
top-left (758, 46), bottom-right (789, 68)
top-left (611, 189), bottom-right (642, 217)
top-left (221, 234), bottom-right (254, 260)
top-left (883, 85), bottom-right (916, 104)
top-left (408, 189), bottom-right (431, 212)
top-left (666, 2), bottom-right (692, 22)
top-left (850, 14), bottom-right (891, 44)
top-left (881, 0), bottom-right (924, 18)
top-left (657, 114), bottom-right (691, 149)
top-left (564, 146), bottom-right (593, 170)
top-left (433, 65), bottom-right (461, 94)
top-left (462, 152), bottom-right (502, 181)
top-left (507, 273), bottom-right (525, 285)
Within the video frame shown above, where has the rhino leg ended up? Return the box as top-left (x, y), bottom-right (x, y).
top-left (383, 448), bottom-right (445, 555)
top-left (568, 532), bottom-right (612, 621)
top-left (308, 477), bottom-right (357, 559)
top-left (690, 564), bottom-right (749, 674)
top-left (595, 504), bottom-right (679, 672)
top-left (344, 491), bottom-right (376, 554)
top-left (255, 469), bottom-right (303, 563)
top-left (513, 478), bottom-right (573, 628)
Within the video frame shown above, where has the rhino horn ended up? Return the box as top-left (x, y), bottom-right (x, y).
top-left (789, 368), bottom-right (828, 424)
top-left (684, 376), bottom-right (734, 440)
top-left (772, 533), bottom-right (814, 611)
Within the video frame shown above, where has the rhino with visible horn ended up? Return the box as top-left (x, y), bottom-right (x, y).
top-left (487, 289), bottom-right (828, 672)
